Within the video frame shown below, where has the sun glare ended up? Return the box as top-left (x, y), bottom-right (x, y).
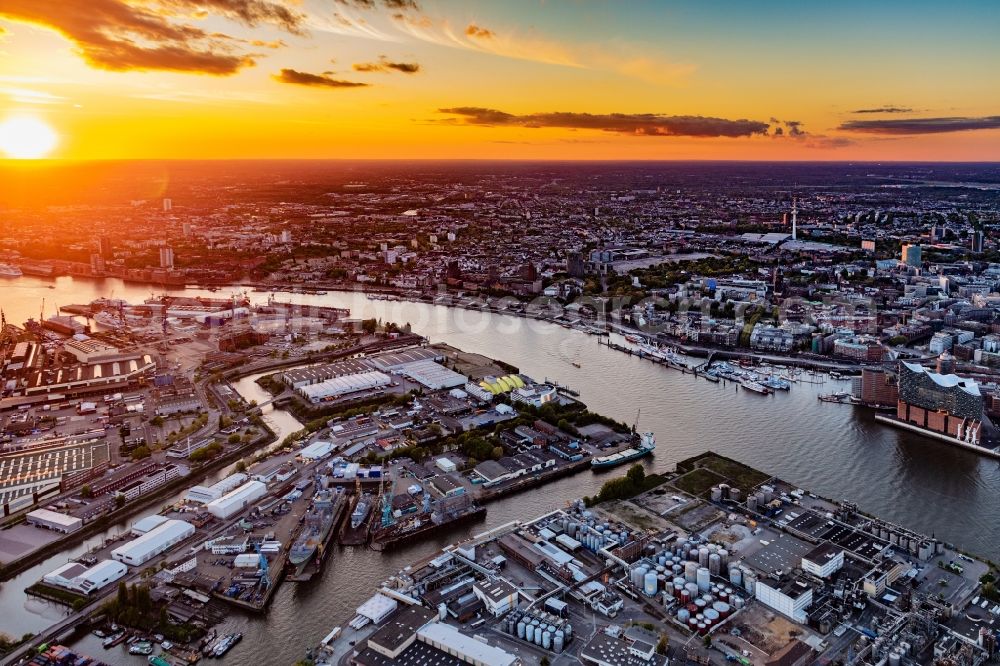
top-left (0, 116), bottom-right (59, 159)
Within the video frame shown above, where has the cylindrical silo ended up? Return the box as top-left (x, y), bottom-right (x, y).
top-left (678, 608), bottom-right (691, 623)
top-left (554, 632), bottom-right (564, 654)
top-left (709, 553), bottom-right (722, 575)
top-left (729, 566), bottom-right (743, 587)
top-left (698, 547), bottom-right (710, 567)
top-left (685, 561), bottom-right (699, 582)
top-left (697, 567), bottom-right (711, 592)
top-left (644, 572), bottom-right (658, 596)
top-left (526, 625), bottom-right (535, 643)
top-left (711, 486), bottom-right (722, 502)
top-left (542, 631), bottom-right (552, 650)
top-left (517, 622), bottom-right (526, 639)
top-left (718, 549), bottom-right (729, 569)
top-left (743, 571), bottom-right (757, 595)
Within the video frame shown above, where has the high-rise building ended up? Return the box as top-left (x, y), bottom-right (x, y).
top-left (159, 247), bottom-right (175, 269)
top-left (182, 223), bottom-right (192, 237)
top-left (98, 235), bottom-right (112, 257)
top-left (901, 243), bottom-right (922, 267)
top-left (971, 230), bottom-right (984, 253)
top-left (860, 368), bottom-right (898, 408)
top-left (162, 198), bottom-right (172, 212)
top-left (791, 197), bottom-right (798, 241)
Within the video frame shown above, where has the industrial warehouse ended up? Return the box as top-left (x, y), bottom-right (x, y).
top-left (306, 452), bottom-right (1000, 666)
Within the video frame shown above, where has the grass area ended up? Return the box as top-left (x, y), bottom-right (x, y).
top-left (25, 582), bottom-right (89, 609)
top-left (674, 451), bottom-right (771, 494)
top-left (671, 467), bottom-right (728, 497)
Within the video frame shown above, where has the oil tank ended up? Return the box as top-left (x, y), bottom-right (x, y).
top-left (526, 625), bottom-right (535, 643)
top-left (517, 622), bottom-right (526, 639)
top-left (685, 561), bottom-right (699, 582)
top-left (697, 567), bottom-right (711, 592)
top-left (709, 553), bottom-right (722, 575)
top-left (747, 495), bottom-right (758, 512)
top-left (729, 488), bottom-right (741, 502)
top-left (729, 566), bottom-right (743, 587)
top-left (564, 623), bottom-right (572, 640)
top-left (554, 632), bottom-right (564, 654)
top-left (705, 608), bottom-right (720, 625)
top-left (439, 603), bottom-right (448, 620)
top-left (534, 626), bottom-right (543, 646)
top-left (698, 547), bottom-right (710, 567)
top-left (542, 631), bottom-right (552, 650)
top-left (711, 486), bottom-right (723, 502)
top-left (743, 571), bottom-right (757, 595)
top-left (888, 652), bottom-right (901, 666)
top-left (733, 596), bottom-right (745, 610)
top-left (644, 572), bottom-right (659, 596)
top-left (718, 549), bottom-right (729, 568)
top-left (714, 601), bottom-right (731, 618)
top-left (678, 608), bottom-right (691, 622)
top-left (685, 582), bottom-right (699, 598)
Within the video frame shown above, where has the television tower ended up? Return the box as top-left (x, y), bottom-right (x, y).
top-left (791, 196), bottom-right (798, 241)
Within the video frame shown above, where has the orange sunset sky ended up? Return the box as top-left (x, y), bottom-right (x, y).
top-left (0, 0), bottom-right (999, 160)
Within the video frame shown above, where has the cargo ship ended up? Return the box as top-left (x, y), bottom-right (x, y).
top-left (288, 488), bottom-right (343, 569)
top-left (590, 432), bottom-right (656, 469)
top-left (350, 493), bottom-right (372, 529)
top-left (372, 494), bottom-right (487, 550)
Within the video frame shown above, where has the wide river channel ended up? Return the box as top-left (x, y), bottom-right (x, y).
top-left (1, 276), bottom-right (998, 664)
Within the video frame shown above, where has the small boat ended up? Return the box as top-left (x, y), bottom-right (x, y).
top-left (0, 263), bottom-right (23, 278)
top-left (103, 631), bottom-right (127, 648)
top-left (149, 656), bottom-right (171, 666)
top-left (571, 361), bottom-right (581, 368)
top-left (129, 641), bottom-right (154, 655)
top-left (92, 629), bottom-right (107, 639)
top-left (740, 380), bottom-right (771, 395)
top-left (212, 633), bottom-right (242, 658)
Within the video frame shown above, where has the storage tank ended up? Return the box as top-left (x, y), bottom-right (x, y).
top-left (747, 495), bottom-right (758, 512)
top-left (711, 486), bottom-right (723, 502)
top-left (685, 582), bottom-right (699, 598)
top-left (535, 626), bottom-right (543, 646)
top-left (644, 572), bottom-right (659, 596)
top-left (688, 618), bottom-right (698, 631)
top-left (564, 623), bottom-right (572, 640)
top-left (743, 571), bottom-right (757, 595)
top-left (888, 652), bottom-right (901, 666)
top-left (685, 561), bottom-right (699, 582)
top-left (678, 608), bottom-right (691, 622)
top-left (697, 567), bottom-right (711, 592)
top-left (676, 538), bottom-right (688, 555)
top-left (542, 631), bottom-right (552, 650)
top-left (729, 488), bottom-right (741, 502)
top-left (526, 625), bottom-right (535, 643)
top-left (718, 549), bottom-right (729, 568)
top-left (698, 547), bottom-right (710, 567)
top-left (694, 598), bottom-right (707, 611)
top-left (632, 565), bottom-right (648, 588)
top-left (554, 632), bottom-right (564, 654)
top-left (438, 603), bottom-right (448, 620)
top-left (714, 601), bottom-right (731, 618)
top-left (705, 608), bottom-right (720, 625)
top-left (733, 596), bottom-right (745, 610)
top-left (729, 566), bottom-right (743, 587)
top-left (697, 622), bottom-right (707, 635)
top-left (517, 622), bottom-right (526, 639)
top-left (672, 564), bottom-right (683, 576)
top-left (709, 553), bottom-right (722, 575)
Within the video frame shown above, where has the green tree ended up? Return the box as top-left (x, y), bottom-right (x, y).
top-left (131, 445), bottom-right (151, 460)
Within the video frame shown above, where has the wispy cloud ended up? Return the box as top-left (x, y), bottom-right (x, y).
top-left (0, 0), bottom-right (303, 74)
top-left (437, 107), bottom-right (770, 138)
top-left (273, 68), bottom-right (370, 88)
top-left (839, 116), bottom-right (1000, 134)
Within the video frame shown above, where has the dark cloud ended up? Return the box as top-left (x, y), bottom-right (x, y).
top-left (839, 116), bottom-right (1000, 135)
top-left (0, 0), bottom-right (303, 74)
top-left (273, 68), bottom-right (370, 88)
top-left (162, 0), bottom-right (305, 34)
top-left (785, 120), bottom-right (805, 137)
top-left (465, 24), bottom-right (495, 39)
top-left (353, 56), bottom-right (420, 74)
top-left (438, 107), bottom-right (770, 138)
top-left (851, 106), bottom-right (913, 114)
top-left (335, 0), bottom-right (420, 10)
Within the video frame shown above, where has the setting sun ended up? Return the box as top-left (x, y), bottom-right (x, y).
top-left (0, 116), bottom-right (58, 159)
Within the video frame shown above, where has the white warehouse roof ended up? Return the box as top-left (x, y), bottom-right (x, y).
top-left (300, 440), bottom-right (335, 460)
top-left (417, 622), bottom-right (517, 666)
top-left (401, 360), bottom-right (467, 390)
top-left (27, 508), bottom-right (83, 533)
top-left (131, 514), bottom-right (169, 536)
top-left (205, 480), bottom-right (267, 519)
top-left (111, 519), bottom-right (194, 566)
top-left (298, 371), bottom-right (391, 402)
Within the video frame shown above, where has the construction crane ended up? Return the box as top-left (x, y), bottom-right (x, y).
top-left (254, 542), bottom-right (270, 589)
top-left (380, 470), bottom-right (396, 528)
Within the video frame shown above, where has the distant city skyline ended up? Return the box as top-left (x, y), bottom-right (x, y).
top-left (0, 1), bottom-right (998, 160)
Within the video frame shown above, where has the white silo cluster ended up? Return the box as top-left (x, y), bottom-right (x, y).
top-left (558, 507), bottom-right (631, 554)
top-left (710, 483), bottom-right (741, 503)
top-left (505, 608), bottom-right (572, 654)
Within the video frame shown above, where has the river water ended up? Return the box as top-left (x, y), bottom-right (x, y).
top-left (1, 276), bottom-right (998, 664)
